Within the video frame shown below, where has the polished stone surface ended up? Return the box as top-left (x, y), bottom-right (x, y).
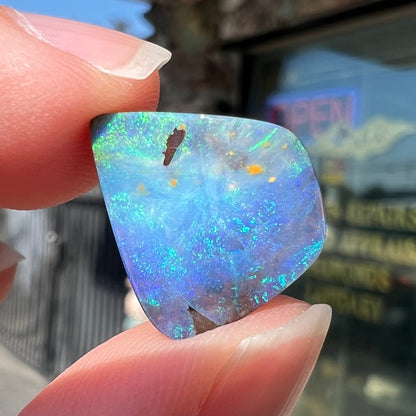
top-left (91, 112), bottom-right (326, 339)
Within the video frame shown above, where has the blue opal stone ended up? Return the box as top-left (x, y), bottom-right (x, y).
top-left (91, 112), bottom-right (326, 339)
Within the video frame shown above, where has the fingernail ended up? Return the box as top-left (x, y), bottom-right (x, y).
top-left (0, 241), bottom-right (25, 272)
top-left (201, 304), bottom-right (332, 416)
top-left (6, 7), bottom-right (171, 80)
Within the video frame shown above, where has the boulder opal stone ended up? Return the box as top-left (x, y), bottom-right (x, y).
top-left (91, 112), bottom-right (326, 339)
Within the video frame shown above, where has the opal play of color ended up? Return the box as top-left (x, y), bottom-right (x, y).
top-left (91, 112), bottom-right (326, 339)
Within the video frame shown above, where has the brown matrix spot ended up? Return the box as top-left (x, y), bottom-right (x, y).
top-left (163, 128), bottom-right (186, 166)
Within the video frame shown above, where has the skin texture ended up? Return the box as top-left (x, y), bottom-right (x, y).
top-left (0, 7), bottom-right (332, 415)
top-left (20, 297), bottom-right (331, 416)
top-left (0, 8), bottom-right (160, 209)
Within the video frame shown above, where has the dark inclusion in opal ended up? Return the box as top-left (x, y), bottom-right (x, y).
top-left (163, 127), bottom-right (186, 166)
top-left (91, 112), bottom-right (326, 339)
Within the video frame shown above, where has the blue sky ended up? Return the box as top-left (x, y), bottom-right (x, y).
top-left (4, 0), bottom-right (154, 38)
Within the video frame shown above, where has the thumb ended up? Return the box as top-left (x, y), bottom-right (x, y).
top-left (200, 304), bottom-right (331, 416)
top-left (20, 296), bottom-right (331, 416)
top-left (0, 7), bottom-right (170, 209)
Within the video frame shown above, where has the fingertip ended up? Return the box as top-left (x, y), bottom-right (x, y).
top-left (20, 297), bottom-right (325, 416)
top-left (0, 8), bottom-right (161, 209)
top-left (200, 304), bottom-right (332, 416)
top-left (1, 69), bottom-right (160, 209)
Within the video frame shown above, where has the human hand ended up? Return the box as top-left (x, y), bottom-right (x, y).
top-left (0, 7), bottom-right (331, 415)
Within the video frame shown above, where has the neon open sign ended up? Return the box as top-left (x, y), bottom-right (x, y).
top-left (266, 88), bottom-right (358, 143)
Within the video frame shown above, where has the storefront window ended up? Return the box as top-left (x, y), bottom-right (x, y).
top-left (246, 9), bottom-right (416, 416)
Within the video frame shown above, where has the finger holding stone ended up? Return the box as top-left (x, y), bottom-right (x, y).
top-left (20, 296), bottom-right (331, 416)
top-left (0, 7), bottom-right (170, 209)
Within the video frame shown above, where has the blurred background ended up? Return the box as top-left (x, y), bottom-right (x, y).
top-left (1, 0), bottom-right (415, 414)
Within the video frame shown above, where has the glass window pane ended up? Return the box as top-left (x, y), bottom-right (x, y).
top-left (247, 9), bottom-right (416, 416)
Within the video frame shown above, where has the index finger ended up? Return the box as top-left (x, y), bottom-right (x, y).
top-left (0, 7), bottom-right (170, 209)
